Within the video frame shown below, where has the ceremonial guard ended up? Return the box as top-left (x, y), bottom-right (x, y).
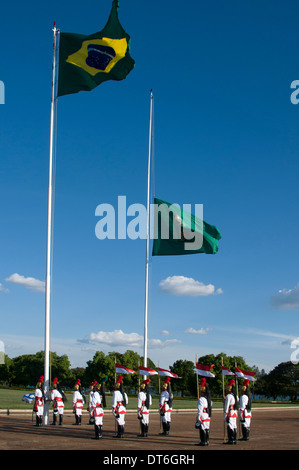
top-left (72, 379), bottom-right (85, 425)
top-left (88, 381), bottom-right (97, 425)
top-left (50, 377), bottom-right (65, 425)
top-left (137, 378), bottom-right (152, 437)
top-left (112, 375), bottom-right (128, 438)
top-left (224, 379), bottom-right (238, 444)
top-left (33, 375), bottom-right (44, 426)
top-left (159, 377), bottom-right (173, 436)
top-left (239, 379), bottom-right (252, 441)
top-left (91, 380), bottom-right (106, 439)
top-left (195, 378), bottom-right (212, 446)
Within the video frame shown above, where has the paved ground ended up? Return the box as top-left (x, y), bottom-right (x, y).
top-left (0, 407), bottom-right (298, 456)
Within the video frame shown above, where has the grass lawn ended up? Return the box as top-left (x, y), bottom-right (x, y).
top-left (0, 389), bottom-right (198, 411)
top-left (1, 388), bottom-right (298, 412)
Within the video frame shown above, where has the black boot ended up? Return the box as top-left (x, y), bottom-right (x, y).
top-left (139, 422), bottom-right (145, 437)
top-left (93, 424), bottom-right (101, 440)
top-left (199, 428), bottom-right (208, 446)
top-left (51, 413), bottom-right (57, 425)
top-left (226, 427), bottom-right (234, 444)
top-left (160, 421), bottom-right (167, 435)
top-left (114, 424), bottom-right (124, 439)
top-left (35, 415), bottom-right (40, 426)
top-left (241, 427), bottom-right (250, 441)
top-left (166, 421), bottom-right (170, 435)
top-left (59, 414), bottom-right (63, 426)
top-left (198, 428), bottom-right (204, 446)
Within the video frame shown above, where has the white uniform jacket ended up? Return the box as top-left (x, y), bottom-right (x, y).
top-left (159, 390), bottom-right (172, 422)
top-left (73, 390), bottom-right (84, 410)
top-left (239, 394), bottom-right (252, 426)
top-left (92, 391), bottom-right (104, 418)
top-left (197, 396), bottom-right (210, 430)
top-left (112, 389), bottom-right (127, 416)
top-left (34, 388), bottom-right (44, 414)
top-left (51, 388), bottom-right (64, 410)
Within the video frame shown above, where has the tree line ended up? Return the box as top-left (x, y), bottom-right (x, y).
top-left (0, 350), bottom-right (298, 400)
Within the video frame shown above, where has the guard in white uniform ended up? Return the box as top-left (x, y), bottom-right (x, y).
top-left (195, 378), bottom-right (212, 446)
top-left (88, 381), bottom-right (97, 425)
top-left (50, 377), bottom-right (65, 425)
top-left (239, 379), bottom-right (252, 441)
top-left (33, 375), bottom-right (44, 426)
top-left (112, 375), bottom-right (128, 438)
top-left (224, 379), bottom-right (238, 444)
top-left (72, 379), bottom-right (85, 425)
top-left (91, 382), bottom-right (105, 439)
top-left (137, 378), bottom-right (152, 437)
top-left (159, 377), bottom-right (173, 435)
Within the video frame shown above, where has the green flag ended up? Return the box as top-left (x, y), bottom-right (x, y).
top-left (57, 0), bottom-right (135, 97)
top-left (152, 198), bottom-right (222, 256)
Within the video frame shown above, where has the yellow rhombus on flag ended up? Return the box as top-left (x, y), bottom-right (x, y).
top-left (57, 0), bottom-right (135, 97)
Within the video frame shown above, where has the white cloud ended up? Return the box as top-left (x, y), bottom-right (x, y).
top-left (0, 283), bottom-right (9, 293)
top-left (5, 273), bottom-right (45, 293)
top-left (270, 283), bottom-right (299, 310)
top-left (185, 327), bottom-right (210, 335)
top-left (88, 329), bottom-right (181, 349)
top-left (159, 275), bottom-right (223, 297)
top-left (89, 329), bottom-right (143, 347)
top-left (148, 338), bottom-right (181, 348)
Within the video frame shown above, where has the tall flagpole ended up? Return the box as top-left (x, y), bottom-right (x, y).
top-left (222, 356), bottom-right (226, 442)
top-left (44, 22), bottom-right (59, 425)
top-left (235, 359), bottom-right (241, 438)
top-left (143, 89), bottom-right (154, 373)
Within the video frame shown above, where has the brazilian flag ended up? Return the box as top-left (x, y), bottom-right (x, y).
top-left (152, 198), bottom-right (222, 256)
top-left (57, 0), bottom-right (135, 97)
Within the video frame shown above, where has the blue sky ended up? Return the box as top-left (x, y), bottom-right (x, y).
top-left (1, 0), bottom-right (299, 373)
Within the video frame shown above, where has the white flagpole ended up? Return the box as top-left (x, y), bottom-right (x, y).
top-left (44, 22), bottom-right (59, 425)
top-left (143, 89), bottom-right (154, 373)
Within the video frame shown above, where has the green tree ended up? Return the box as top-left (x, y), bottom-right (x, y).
top-left (170, 360), bottom-right (195, 396)
top-left (11, 351), bottom-right (45, 386)
top-left (84, 351), bottom-right (116, 390)
top-left (171, 353), bottom-right (255, 398)
top-left (11, 351), bottom-right (73, 388)
top-left (70, 367), bottom-right (85, 388)
top-left (0, 355), bottom-right (13, 386)
top-left (49, 353), bottom-right (72, 385)
top-left (84, 350), bottom-right (159, 393)
top-left (265, 362), bottom-right (299, 400)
